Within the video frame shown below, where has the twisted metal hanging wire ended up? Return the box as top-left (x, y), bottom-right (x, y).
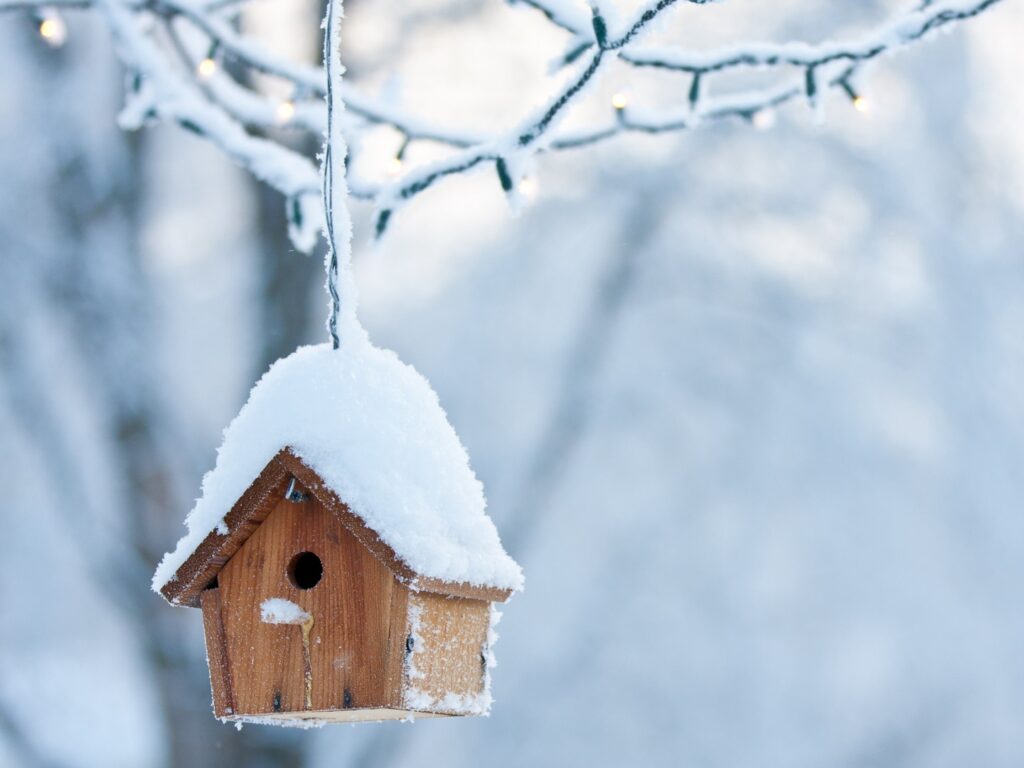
top-left (322, 0), bottom-right (342, 349)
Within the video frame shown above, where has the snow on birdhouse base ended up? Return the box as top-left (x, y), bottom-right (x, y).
top-left (222, 708), bottom-right (452, 728)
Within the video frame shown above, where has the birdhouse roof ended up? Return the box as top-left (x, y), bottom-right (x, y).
top-left (153, 342), bottom-right (523, 607)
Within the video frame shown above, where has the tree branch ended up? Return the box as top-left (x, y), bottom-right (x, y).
top-left (0, 0), bottom-right (1004, 245)
top-left (621, 0), bottom-right (1000, 73)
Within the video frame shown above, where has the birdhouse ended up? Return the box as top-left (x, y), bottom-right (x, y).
top-left (153, 343), bottom-right (523, 725)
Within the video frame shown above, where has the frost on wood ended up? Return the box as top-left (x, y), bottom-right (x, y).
top-left (403, 597), bottom-right (498, 716)
top-left (260, 598), bottom-right (310, 625)
top-left (224, 714), bottom-right (328, 730)
top-left (152, 341), bottom-right (524, 594)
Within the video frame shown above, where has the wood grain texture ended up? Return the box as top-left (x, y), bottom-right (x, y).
top-left (382, 574), bottom-right (410, 709)
top-left (200, 587), bottom-right (235, 717)
top-left (218, 492), bottom-right (404, 715)
top-left (405, 592), bottom-right (490, 708)
top-left (281, 452), bottom-right (514, 603)
top-left (161, 456), bottom-right (293, 607)
top-left (161, 449), bottom-right (514, 606)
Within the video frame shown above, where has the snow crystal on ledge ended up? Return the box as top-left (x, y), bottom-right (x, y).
top-left (153, 341), bottom-right (523, 595)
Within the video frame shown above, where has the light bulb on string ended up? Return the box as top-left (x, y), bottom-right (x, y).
top-left (197, 43), bottom-right (220, 80)
top-left (387, 136), bottom-right (410, 178)
top-left (611, 93), bottom-right (628, 112)
top-left (518, 176), bottom-right (537, 199)
top-left (197, 57), bottom-right (217, 79)
top-left (38, 10), bottom-right (67, 47)
top-left (275, 99), bottom-right (296, 124)
top-left (752, 109), bottom-right (776, 131)
top-left (839, 79), bottom-right (868, 114)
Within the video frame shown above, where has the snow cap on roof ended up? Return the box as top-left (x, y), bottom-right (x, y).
top-left (152, 341), bottom-right (523, 594)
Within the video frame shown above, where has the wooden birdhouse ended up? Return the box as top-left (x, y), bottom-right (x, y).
top-left (153, 344), bottom-right (523, 725)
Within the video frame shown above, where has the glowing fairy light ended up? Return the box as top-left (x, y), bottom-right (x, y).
top-left (276, 99), bottom-right (296, 124)
top-left (197, 56), bottom-right (217, 80)
top-left (38, 12), bottom-right (67, 47)
top-left (752, 109), bottom-right (776, 130)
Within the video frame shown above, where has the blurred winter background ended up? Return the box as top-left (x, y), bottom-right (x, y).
top-left (2, 0), bottom-right (1023, 766)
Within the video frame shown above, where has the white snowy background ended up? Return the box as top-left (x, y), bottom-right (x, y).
top-left (1, 0), bottom-right (1023, 766)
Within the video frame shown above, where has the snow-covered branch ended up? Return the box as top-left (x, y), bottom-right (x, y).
top-left (95, 0), bottom-right (326, 248)
top-left (0, 0), bottom-right (1004, 245)
top-left (621, 0), bottom-right (999, 76)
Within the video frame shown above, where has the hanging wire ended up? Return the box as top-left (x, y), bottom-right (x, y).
top-left (322, 0), bottom-right (342, 349)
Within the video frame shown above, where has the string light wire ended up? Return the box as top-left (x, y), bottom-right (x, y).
top-left (7, 0), bottom-right (1005, 247)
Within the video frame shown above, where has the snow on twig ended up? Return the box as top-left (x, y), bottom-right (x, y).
top-left (1, 0), bottom-right (1005, 243)
top-left (621, 0), bottom-right (1001, 73)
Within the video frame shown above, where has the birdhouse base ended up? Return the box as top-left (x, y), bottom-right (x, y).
top-left (221, 708), bottom-right (451, 726)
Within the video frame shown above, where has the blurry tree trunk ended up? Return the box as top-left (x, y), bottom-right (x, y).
top-left (0, 16), bottom-right (309, 768)
top-left (0, 16), bottom-right (188, 767)
top-left (502, 182), bottom-right (672, 557)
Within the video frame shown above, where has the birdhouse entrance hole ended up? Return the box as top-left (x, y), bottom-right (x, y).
top-left (288, 551), bottom-right (323, 589)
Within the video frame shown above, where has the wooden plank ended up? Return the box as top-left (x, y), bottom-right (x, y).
top-left (160, 455), bottom-right (292, 607)
top-left (410, 575), bottom-right (512, 604)
top-left (218, 493), bottom-right (402, 715)
top-left (160, 449), bottom-right (514, 607)
top-left (404, 592), bottom-right (490, 710)
top-left (382, 571), bottom-right (410, 709)
top-left (199, 587), bottom-right (234, 717)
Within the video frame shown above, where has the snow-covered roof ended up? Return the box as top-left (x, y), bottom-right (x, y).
top-left (152, 341), bottom-right (523, 597)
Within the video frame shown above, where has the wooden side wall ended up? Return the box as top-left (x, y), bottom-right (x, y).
top-left (403, 592), bottom-right (490, 711)
top-left (200, 587), bottom-right (234, 717)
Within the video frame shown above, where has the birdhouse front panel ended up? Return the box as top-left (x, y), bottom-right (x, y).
top-left (203, 491), bottom-right (409, 719)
